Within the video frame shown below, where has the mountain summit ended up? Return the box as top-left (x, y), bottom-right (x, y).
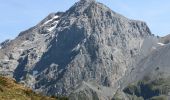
top-left (1, 0), bottom-right (168, 100)
top-left (81, 0), bottom-right (96, 2)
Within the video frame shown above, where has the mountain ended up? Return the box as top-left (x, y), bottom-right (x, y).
top-left (0, 0), bottom-right (170, 99)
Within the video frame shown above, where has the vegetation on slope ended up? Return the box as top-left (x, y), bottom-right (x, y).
top-left (0, 76), bottom-right (57, 100)
top-left (123, 76), bottom-right (170, 100)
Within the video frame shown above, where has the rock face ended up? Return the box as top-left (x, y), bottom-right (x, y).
top-left (0, 0), bottom-right (157, 99)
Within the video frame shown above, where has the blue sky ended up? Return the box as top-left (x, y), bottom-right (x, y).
top-left (0, 0), bottom-right (170, 42)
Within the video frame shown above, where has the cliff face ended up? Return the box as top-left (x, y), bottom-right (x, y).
top-left (0, 0), bottom-right (154, 99)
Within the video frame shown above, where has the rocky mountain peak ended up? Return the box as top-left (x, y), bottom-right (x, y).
top-left (80, 0), bottom-right (96, 2)
top-left (66, 0), bottom-right (113, 17)
top-left (0, 0), bottom-right (155, 99)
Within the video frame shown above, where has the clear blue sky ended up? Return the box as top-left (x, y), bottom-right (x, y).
top-left (0, 0), bottom-right (170, 42)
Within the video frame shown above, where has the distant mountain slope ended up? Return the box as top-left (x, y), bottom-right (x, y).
top-left (113, 77), bottom-right (170, 100)
top-left (114, 36), bottom-right (170, 100)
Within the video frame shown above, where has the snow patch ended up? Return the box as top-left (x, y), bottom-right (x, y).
top-left (157, 43), bottom-right (165, 46)
top-left (47, 20), bottom-right (59, 32)
top-left (47, 24), bottom-right (57, 32)
top-left (72, 44), bottom-right (80, 51)
top-left (43, 15), bottom-right (59, 25)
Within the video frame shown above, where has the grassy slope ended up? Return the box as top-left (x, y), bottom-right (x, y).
top-left (0, 76), bottom-right (56, 100)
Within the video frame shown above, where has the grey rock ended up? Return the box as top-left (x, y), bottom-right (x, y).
top-left (160, 34), bottom-right (170, 44)
top-left (0, 39), bottom-right (11, 49)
